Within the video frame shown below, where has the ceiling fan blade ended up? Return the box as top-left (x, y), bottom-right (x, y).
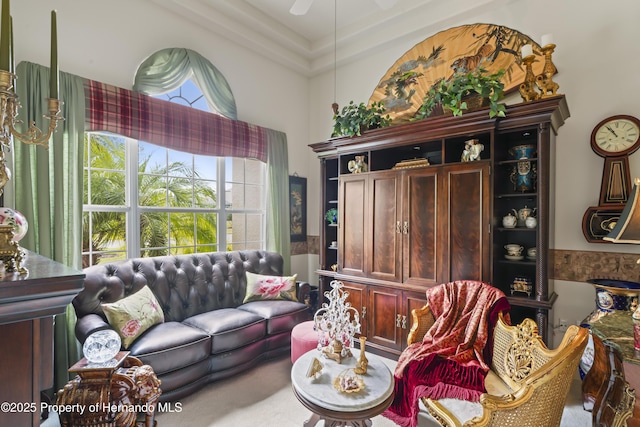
top-left (374, 0), bottom-right (398, 10)
top-left (289, 0), bottom-right (314, 15)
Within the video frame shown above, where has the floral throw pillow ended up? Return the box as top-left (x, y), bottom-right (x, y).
top-left (101, 285), bottom-right (164, 349)
top-left (243, 272), bottom-right (298, 303)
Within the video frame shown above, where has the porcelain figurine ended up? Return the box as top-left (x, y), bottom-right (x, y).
top-left (461, 139), bottom-right (484, 162)
top-left (348, 156), bottom-right (368, 173)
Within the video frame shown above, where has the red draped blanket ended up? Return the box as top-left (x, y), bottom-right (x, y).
top-left (383, 280), bottom-right (510, 427)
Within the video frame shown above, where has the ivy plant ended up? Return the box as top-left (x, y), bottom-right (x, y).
top-left (332, 101), bottom-right (392, 138)
top-left (416, 68), bottom-right (507, 119)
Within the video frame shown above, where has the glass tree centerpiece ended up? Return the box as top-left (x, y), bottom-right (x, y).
top-left (314, 280), bottom-right (361, 363)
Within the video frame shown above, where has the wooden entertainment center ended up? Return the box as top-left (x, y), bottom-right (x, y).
top-left (311, 96), bottom-right (569, 357)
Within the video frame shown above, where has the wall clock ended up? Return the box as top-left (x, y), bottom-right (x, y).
top-left (582, 115), bottom-right (640, 242)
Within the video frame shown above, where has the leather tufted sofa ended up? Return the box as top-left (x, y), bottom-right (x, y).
top-left (73, 250), bottom-right (311, 401)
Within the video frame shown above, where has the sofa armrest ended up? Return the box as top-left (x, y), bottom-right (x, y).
top-left (296, 281), bottom-right (311, 305)
top-left (75, 313), bottom-right (114, 344)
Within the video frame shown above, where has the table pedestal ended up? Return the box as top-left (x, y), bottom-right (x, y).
top-left (56, 351), bottom-right (161, 427)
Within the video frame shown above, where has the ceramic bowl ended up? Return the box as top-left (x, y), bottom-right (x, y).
top-left (508, 144), bottom-right (537, 160)
top-left (587, 279), bottom-right (640, 312)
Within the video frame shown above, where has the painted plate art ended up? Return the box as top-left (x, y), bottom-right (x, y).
top-left (368, 24), bottom-right (548, 122)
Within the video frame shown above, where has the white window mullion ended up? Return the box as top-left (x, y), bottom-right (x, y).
top-left (217, 157), bottom-right (226, 250)
top-left (126, 139), bottom-right (140, 258)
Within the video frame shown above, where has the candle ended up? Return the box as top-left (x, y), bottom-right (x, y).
top-left (9, 16), bottom-right (13, 75)
top-left (541, 34), bottom-right (554, 47)
top-left (521, 44), bottom-right (533, 58)
top-left (0, 0), bottom-right (9, 72)
top-left (50, 10), bottom-right (58, 99)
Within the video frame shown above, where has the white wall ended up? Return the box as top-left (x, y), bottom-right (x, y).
top-left (13, 0), bottom-right (640, 342)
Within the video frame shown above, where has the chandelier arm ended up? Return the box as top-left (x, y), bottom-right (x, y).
top-left (5, 96), bottom-right (63, 149)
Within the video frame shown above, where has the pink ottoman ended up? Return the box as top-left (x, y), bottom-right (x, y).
top-left (291, 321), bottom-right (318, 363)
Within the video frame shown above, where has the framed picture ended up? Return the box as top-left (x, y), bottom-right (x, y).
top-left (289, 176), bottom-right (307, 242)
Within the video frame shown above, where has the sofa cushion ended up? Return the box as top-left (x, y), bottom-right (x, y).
top-left (238, 300), bottom-right (310, 335)
top-left (243, 272), bottom-right (298, 303)
top-left (127, 321), bottom-right (211, 375)
top-left (101, 285), bottom-right (165, 348)
top-left (182, 308), bottom-right (266, 354)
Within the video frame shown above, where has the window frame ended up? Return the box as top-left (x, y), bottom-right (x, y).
top-left (82, 131), bottom-right (267, 265)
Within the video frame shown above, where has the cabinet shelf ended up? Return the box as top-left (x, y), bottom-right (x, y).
top-left (507, 292), bottom-right (557, 310)
top-left (496, 259), bottom-right (536, 265)
top-left (496, 227), bottom-right (537, 232)
top-left (497, 157), bottom-right (538, 165)
top-left (328, 200), bottom-right (338, 204)
top-left (495, 193), bottom-right (537, 199)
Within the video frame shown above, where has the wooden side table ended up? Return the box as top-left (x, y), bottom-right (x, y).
top-left (582, 311), bottom-right (639, 427)
top-left (56, 351), bottom-right (161, 427)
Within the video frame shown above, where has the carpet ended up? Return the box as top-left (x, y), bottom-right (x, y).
top-left (154, 354), bottom-right (593, 427)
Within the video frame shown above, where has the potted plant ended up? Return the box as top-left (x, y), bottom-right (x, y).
top-left (415, 68), bottom-right (506, 119)
top-left (332, 101), bottom-right (392, 138)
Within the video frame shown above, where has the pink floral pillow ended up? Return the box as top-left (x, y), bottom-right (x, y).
top-left (101, 285), bottom-right (164, 349)
top-left (243, 272), bottom-right (298, 303)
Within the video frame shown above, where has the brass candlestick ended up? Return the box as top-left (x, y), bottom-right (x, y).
top-left (519, 54), bottom-right (540, 102)
top-left (535, 44), bottom-right (560, 98)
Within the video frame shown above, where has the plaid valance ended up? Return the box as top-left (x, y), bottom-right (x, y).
top-left (84, 79), bottom-right (267, 162)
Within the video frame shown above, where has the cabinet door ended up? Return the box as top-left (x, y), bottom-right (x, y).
top-left (402, 168), bottom-right (440, 286)
top-left (442, 162), bottom-right (491, 282)
top-left (341, 281), bottom-right (368, 338)
top-left (339, 175), bottom-right (367, 277)
top-left (402, 290), bottom-right (429, 349)
top-left (366, 171), bottom-right (402, 282)
top-left (368, 287), bottom-right (403, 352)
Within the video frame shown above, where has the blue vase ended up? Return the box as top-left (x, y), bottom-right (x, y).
top-left (509, 161), bottom-right (537, 192)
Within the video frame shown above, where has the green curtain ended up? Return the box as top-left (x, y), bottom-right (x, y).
top-left (133, 47), bottom-right (238, 119)
top-left (14, 61), bottom-right (86, 391)
top-left (265, 129), bottom-right (291, 275)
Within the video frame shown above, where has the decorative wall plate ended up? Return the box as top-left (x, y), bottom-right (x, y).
top-left (368, 24), bottom-right (546, 122)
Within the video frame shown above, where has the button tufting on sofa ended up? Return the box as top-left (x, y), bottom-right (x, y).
top-left (73, 250), bottom-right (311, 402)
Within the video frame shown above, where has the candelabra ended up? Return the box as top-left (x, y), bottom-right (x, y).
top-left (0, 2), bottom-right (63, 275)
top-left (314, 280), bottom-right (361, 363)
top-left (535, 43), bottom-right (560, 98)
top-left (518, 54), bottom-right (540, 103)
top-left (0, 69), bottom-right (63, 196)
top-left (519, 35), bottom-right (561, 102)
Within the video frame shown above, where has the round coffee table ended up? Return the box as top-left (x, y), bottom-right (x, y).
top-left (291, 348), bottom-right (394, 427)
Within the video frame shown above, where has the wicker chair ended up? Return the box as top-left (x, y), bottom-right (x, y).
top-left (407, 306), bottom-right (589, 427)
